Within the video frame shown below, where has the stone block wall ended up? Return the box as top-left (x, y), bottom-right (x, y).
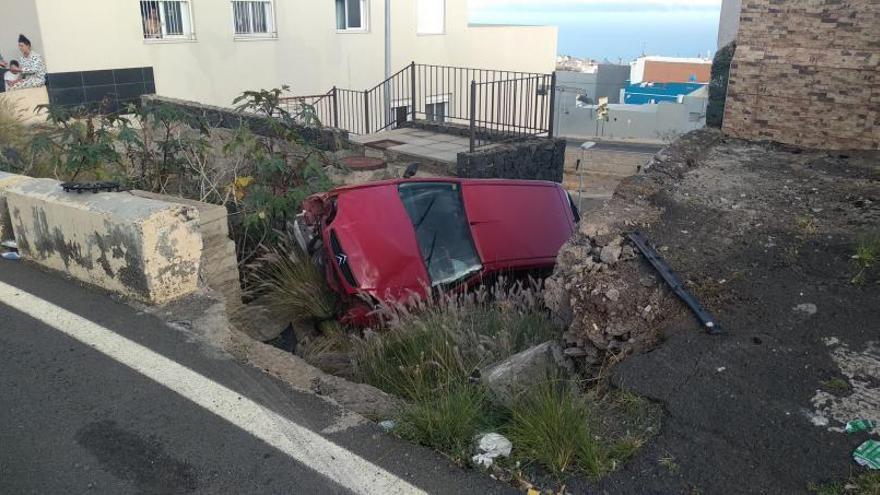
top-left (142, 95), bottom-right (349, 152)
top-left (457, 138), bottom-right (566, 183)
top-left (722, 0), bottom-right (879, 150)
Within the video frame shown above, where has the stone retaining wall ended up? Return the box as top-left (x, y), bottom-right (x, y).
top-left (456, 138), bottom-right (566, 182)
top-left (141, 95), bottom-right (349, 152)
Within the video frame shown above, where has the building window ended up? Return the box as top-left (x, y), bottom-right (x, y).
top-left (417, 0), bottom-right (445, 34)
top-left (426, 102), bottom-right (447, 122)
top-left (336, 0), bottom-right (367, 31)
top-left (232, 1), bottom-right (276, 37)
top-left (140, 0), bottom-right (195, 40)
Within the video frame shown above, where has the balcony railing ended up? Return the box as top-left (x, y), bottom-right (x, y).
top-left (281, 62), bottom-right (557, 152)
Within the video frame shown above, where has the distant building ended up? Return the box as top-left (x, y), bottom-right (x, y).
top-left (556, 55), bottom-right (599, 74)
top-left (630, 56), bottom-right (712, 84)
top-left (621, 82), bottom-right (706, 105)
top-left (718, 0), bottom-right (742, 47)
top-left (556, 65), bottom-right (630, 106)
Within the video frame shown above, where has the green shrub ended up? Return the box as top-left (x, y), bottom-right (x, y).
top-left (707, 41), bottom-right (736, 128)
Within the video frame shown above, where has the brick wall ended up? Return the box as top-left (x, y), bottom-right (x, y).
top-left (722, 0), bottom-right (879, 150)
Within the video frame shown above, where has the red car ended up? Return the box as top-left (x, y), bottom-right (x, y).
top-left (295, 178), bottom-right (579, 322)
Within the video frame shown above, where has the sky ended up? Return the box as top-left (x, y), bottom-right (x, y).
top-left (469, 0), bottom-right (723, 62)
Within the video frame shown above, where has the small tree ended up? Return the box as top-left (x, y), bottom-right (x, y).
top-left (707, 41), bottom-right (736, 128)
top-left (226, 87), bottom-right (332, 265)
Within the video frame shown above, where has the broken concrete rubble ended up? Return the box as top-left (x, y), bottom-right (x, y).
top-left (545, 229), bottom-right (682, 369)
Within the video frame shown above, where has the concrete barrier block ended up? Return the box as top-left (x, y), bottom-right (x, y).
top-left (6, 179), bottom-right (202, 305)
top-left (0, 171), bottom-right (36, 241)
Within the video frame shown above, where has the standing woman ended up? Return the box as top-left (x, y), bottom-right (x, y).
top-left (11, 34), bottom-right (46, 90)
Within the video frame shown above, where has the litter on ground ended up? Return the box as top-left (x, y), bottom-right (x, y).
top-left (853, 440), bottom-right (880, 470)
top-left (472, 433), bottom-right (513, 468)
top-left (846, 419), bottom-right (877, 434)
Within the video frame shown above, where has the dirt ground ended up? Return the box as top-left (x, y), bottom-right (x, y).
top-left (551, 129), bottom-right (880, 494)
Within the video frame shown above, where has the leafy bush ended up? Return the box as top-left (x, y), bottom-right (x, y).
top-left (30, 103), bottom-right (124, 181)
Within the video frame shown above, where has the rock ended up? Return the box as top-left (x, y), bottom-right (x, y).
top-left (606, 288), bottom-right (621, 302)
top-left (563, 347), bottom-right (587, 357)
top-left (600, 245), bottom-right (623, 264)
top-left (793, 303), bottom-right (818, 316)
top-left (482, 341), bottom-right (573, 407)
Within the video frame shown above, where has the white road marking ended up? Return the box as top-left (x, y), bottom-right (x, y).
top-left (0, 281), bottom-right (425, 495)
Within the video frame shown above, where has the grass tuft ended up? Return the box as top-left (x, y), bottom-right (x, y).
top-left (353, 281), bottom-right (557, 401)
top-left (508, 379), bottom-right (594, 477)
top-left (247, 232), bottom-right (340, 326)
top-left (808, 470), bottom-right (880, 495)
top-left (397, 382), bottom-right (489, 461)
top-left (852, 233), bottom-right (880, 285)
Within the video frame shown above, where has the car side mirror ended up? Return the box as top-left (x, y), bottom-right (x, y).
top-left (403, 162), bottom-right (420, 179)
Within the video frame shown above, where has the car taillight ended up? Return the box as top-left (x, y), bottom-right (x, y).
top-left (329, 230), bottom-right (358, 288)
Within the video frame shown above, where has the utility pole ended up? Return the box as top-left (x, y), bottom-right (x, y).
top-left (384, 0), bottom-right (392, 127)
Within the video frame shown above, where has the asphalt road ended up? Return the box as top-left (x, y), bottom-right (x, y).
top-left (563, 138), bottom-right (663, 154)
top-left (0, 260), bottom-right (513, 494)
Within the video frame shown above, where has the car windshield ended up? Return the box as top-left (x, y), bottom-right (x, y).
top-left (398, 182), bottom-right (482, 287)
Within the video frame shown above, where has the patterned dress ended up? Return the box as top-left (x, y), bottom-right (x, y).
top-left (13, 52), bottom-right (46, 90)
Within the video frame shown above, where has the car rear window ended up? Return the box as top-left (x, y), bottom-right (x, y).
top-left (398, 182), bottom-right (482, 287)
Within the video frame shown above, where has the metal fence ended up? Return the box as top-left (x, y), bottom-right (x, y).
top-left (284, 63), bottom-right (556, 151)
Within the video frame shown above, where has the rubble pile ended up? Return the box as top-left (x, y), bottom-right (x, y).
top-left (546, 228), bottom-right (680, 369)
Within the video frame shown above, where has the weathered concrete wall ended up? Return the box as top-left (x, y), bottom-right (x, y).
top-left (718, 0), bottom-right (742, 48)
top-left (142, 95), bottom-right (349, 152)
top-left (6, 179), bottom-right (202, 304)
top-left (457, 138), bottom-right (565, 183)
top-left (0, 172), bottom-right (33, 241)
top-left (723, 0), bottom-right (880, 150)
top-left (131, 191), bottom-right (241, 311)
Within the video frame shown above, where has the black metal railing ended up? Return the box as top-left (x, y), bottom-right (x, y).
top-left (285, 62), bottom-right (556, 152)
top-left (469, 72), bottom-right (556, 150)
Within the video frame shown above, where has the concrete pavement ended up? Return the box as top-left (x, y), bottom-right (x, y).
top-left (0, 260), bottom-right (514, 494)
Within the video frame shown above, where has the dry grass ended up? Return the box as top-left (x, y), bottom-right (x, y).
top-left (0, 98), bottom-right (33, 172)
top-left (246, 232), bottom-right (339, 326)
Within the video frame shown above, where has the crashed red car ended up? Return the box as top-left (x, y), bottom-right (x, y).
top-left (294, 178), bottom-right (579, 322)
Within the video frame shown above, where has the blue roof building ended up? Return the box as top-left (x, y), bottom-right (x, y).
top-left (622, 82), bottom-right (706, 105)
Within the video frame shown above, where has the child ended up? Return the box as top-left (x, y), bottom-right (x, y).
top-left (4, 60), bottom-right (21, 91)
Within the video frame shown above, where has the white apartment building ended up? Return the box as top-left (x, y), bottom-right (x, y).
top-left (1, 0), bottom-right (557, 108)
